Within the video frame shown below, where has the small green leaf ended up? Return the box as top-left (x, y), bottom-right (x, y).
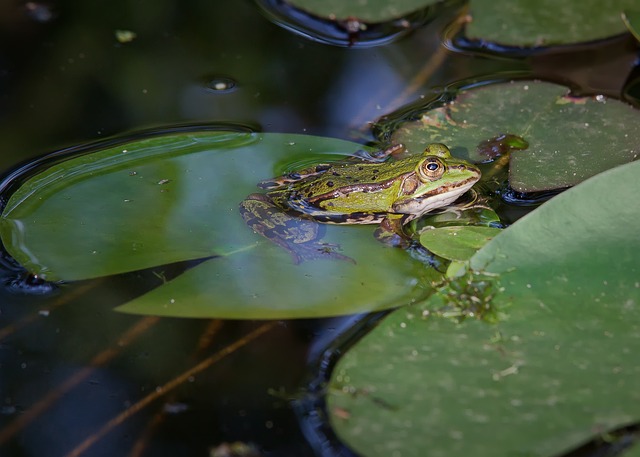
top-left (465, 0), bottom-right (638, 47)
top-left (419, 225), bottom-right (501, 261)
top-left (388, 80), bottom-right (640, 192)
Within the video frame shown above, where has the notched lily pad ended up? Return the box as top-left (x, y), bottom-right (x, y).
top-left (463, 0), bottom-right (639, 49)
top-left (0, 129), bottom-right (435, 319)
top-left (388, 80), bottom-right (640, 192)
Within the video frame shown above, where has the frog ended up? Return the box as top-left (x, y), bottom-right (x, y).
top-left (239, 143), bottom-right (481, 263)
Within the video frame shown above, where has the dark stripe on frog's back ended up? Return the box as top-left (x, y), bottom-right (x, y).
top-left (299, 159), bottom-right (415, 202)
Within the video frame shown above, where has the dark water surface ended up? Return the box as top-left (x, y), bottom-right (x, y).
top-left (1, 1), bottom-right (638, 456)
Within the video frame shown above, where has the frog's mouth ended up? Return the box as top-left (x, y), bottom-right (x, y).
top-left (393, 174), bottom-right (480, 215)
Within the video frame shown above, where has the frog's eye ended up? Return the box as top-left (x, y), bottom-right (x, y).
top-left (417, 157), bottom-right (445, 181)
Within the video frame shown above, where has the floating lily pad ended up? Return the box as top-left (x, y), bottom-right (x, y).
top-left (465, 0), bottom-right (638, 48)
top-left (326, 160), bottom-right (640, 456)
top-left (288, 0), bottom-right (441, 22)
top-left (389, 80), bottom-right (640, 192)
top-left (0, 129), bottom-right (437, 319)
top-left (254, 0), bottom-right (453, 47)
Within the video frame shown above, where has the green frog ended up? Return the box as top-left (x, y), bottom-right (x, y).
top-left (239, 143), bottom-right (481, 263)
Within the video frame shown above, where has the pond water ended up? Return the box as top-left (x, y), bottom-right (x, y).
top-left (1, 1), bottom-right (638, 456)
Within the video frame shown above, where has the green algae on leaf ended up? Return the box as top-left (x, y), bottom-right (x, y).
top-left (389, 80), bottom-right (640, 192)
top-left (465, 0), bottom-right (638, 48)
top-left (327, 160), bottom-right (640, 457)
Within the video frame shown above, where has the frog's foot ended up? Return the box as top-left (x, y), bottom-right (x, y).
top-left (373, 214), bottom-right (412, 248)
top-left (239, 194), bottom-right (354, 264)
top-left (289, 240), bottom-right (355, 265)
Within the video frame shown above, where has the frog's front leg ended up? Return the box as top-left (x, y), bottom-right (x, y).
top-left (373, 214), bottom-right (412, 248)
top-left (239, 193), bottom-right (354, 264)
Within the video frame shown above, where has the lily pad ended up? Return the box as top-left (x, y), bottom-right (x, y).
top-left (388, 80), bottom-right (640, 192)
top-left (0, 129), bottom-right (437, 319)
top-left (254, 0), bottom-right (454, 47)
top-left (465, 0), bottom-right (638, 48)
top-left (288, 0), bottom-right (441, 22)
top-left (326, 160), bottom-right (640, 456)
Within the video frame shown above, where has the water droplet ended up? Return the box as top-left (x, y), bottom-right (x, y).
top-left (114, 29), bottom-right (137, 44)
top-left (204, 76), bottom-right (237, 93)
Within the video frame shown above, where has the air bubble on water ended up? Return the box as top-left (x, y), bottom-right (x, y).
top-left (1, 405), bottom-right (16, 415)
top-left (25, 2), bottom-right (55, 22)
top-left (164, 402), bottom-right (189, 414)
top-left (204, 76), bottom-right (237, 93)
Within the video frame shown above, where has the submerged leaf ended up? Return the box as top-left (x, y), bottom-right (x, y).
top-left (389, 80), bottom-right (640, 192)
top-left (326, 161), bottom-right (640, 456)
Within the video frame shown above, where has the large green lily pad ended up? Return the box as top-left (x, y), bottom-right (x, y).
top-left (0, 130), bottom-right (438, 319)
top-left (326, 160), bottom-right (640, 456)
top-left (389, 80), bottom-right (640, 192)
top-left (465, 0), bottom-right (638, 48)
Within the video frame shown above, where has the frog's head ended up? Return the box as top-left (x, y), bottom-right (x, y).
top-left (393, 143), bottom-right (481, 216)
